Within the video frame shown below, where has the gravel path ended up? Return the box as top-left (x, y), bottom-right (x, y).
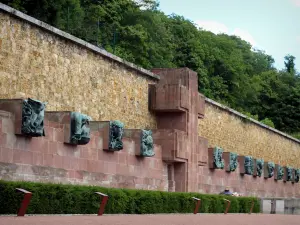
top-left (1, 214), bottom-right (300, 225)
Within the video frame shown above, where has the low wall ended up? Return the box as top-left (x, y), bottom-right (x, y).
top-left (260, 198), bottom-right (300, 215)
top-left (198, 99), bottom-right (300, 168)
top-left (198, 164), bottom-right (300, 198)
top-left (0, 111), bottom-right (168, 190)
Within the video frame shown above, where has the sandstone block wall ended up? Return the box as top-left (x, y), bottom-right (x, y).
top-left (0, 9), bottom-right (157, 129)
top-left (198, 100), bottom-right (300, 168)
top-left (198, 160), bottom-right (300, 198)
top-left (1, 4), bottom-right (300, 198)
top-left (0, 110), bottom-right (168, 190)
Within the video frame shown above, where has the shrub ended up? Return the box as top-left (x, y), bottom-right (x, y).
top-left (0, 180), bottom-right (260, 214)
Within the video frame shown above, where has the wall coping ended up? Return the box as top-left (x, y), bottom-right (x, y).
top-left (0, 3), bottom-right (160, 81)
top-left (205, 97), bottom-right (300, 144)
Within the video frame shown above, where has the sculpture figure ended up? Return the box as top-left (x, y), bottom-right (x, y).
top-left (21, 98), bottom-right (46, 137)
top-left (229, 152), bottom-right (238, 172)
top-left (267, 162), bottom-right (275, 178)
top-left (244, 156), bottom-right (253, 175)
top-left (213, 147), bottom-right (224, 169)
top-left (256, 159), bottom-right (264, 177)
top-left (140, 130), bottom-right (155, 157)
top-left (286, 166), bottom-right (293, 181)
top-left (70, 112), bottom-right (91, 145)
top-left (109, 120), bottom-right (124, 151)
top-left (295, 169), bottom-right (300, 183)
top-left (276, 165), bottom-right (284, 180)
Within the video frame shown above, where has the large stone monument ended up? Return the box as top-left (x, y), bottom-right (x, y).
top-left (150, 68), bottom-right (206, 192)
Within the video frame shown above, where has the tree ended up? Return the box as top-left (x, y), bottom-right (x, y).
top-left (284, 54), bottom-right (296, 75)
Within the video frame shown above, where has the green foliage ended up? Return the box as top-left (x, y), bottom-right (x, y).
top-left (259, 118), bottom-right (275, 128)
top-left (1, 0), bottom-right (300, 134)
top-left (0, 180), bottom-right (260, 214)
top-left (290, 132), bottom-right (300, 140)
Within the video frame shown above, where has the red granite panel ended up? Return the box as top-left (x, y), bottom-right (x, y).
top-left (13, 149), bottom-right (33, 164)
top-left (48, 141), bottom-right (58, 155)
top-left (29, 138), bottom-right (48, 153)
top-left (32, 152), bottom-right (43, 166)
top-left (44, 126), bottom-right (54, 141)
top-left (0, 147), bottom-right (13, 163)
top-left (43, 154), bottom-right (55, 167)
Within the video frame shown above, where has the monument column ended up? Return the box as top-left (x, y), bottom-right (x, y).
top-left (150, 68), bottom-right (206, 192)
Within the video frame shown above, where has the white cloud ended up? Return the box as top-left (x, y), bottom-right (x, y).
top-left (291, 0), bottom-right (300, 7)
top-left (195, 20), bottom-right (258, 48)
top-left (196, 20), bottom-right (229, 34)
top-left (232, 28), bottom-right (257, 47)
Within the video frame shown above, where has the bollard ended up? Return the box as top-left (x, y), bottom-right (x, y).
top-left (223, 198), bottom-right (231, 214)
top-left (249, 200), bottom-right (254, 214)
top-left (16, 188), bottom-right (32, 217)
top-left (192, 197), bottom-right (201, 214)
top-left (95, 192), bottom-right (109, 216)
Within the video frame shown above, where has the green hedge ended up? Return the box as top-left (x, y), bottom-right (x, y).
top-left (0, 180), bottom-right (260, 214)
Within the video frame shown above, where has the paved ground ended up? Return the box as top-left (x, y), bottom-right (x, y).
top-left (1, 214), bottom-right (300, 225)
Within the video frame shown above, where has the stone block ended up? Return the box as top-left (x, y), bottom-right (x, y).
top-left (123, 129), bottom-right (154, 157)
top-left (90, 121), bottom-right (124, 151)
top-left (197, 93), bottom-right (205, 118)
top-left (0, 99), bottom-right (46, 137)
top-left (0, 147), bottom-right (13, 163)
top-left (45, 111), bottom-right (71, 142)
top-left (283, 167), bottom-right (294, 182)
top-left (198, 136), bottom-right (208, 165)
top-left (253, 158), bottom-right (264, 177)
top-left (208, 147), bottom-right (224, 169)
top-left (276, 200), bottom-right (285, 214)
top-left (223, 152), bottom-right (238, 172)
top-left (264, 162), bottom-right (275, 179)
top-left (13, 149), bottom-right (33, 165)
top-left (46, 111), bottom-right (91, 145)
top-left (0, 99), bottom-right (24, 135)
top-left (274, 164), bottom-right (284, 181)
top-left (152, 129), bottom-right (187, 162)
top-left (294, 169), bottom-right (300, 183)
top-left (149, 84), bottom-right (188, 112)
top-left (238, 156), bottom-right (246, 174)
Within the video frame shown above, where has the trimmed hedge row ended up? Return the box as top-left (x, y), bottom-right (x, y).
top-left (0, 180), bottom-right (260, 214)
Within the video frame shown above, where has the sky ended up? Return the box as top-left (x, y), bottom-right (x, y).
top-left (157, 0), bottom-right (300, 71)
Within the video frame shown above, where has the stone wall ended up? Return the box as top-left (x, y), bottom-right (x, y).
top-left (0, 5), bottom-right (158, 129)
top-left (0, 110), bottom-right (168, 190)
top-left (198, 99), bottom-right (300, 168)
top-left (1, 4), bottom-right (300, 198)
top-left (198, 163), bottom-right (300, 198)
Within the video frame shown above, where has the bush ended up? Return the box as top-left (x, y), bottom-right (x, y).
top-left (0, 180), bottom-right (260, 214)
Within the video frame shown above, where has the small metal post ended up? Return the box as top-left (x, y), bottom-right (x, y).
top-left (192, 197), bottom-right (201, 214)
top-left (16, 188), bottom-right (32, 217)
top-left (223, 198), bottom-right (231, 214)
top-left (95, 192), bottom-right (109, 216)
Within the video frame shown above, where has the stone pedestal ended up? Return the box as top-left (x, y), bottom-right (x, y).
top-left (46, 111), bottom-right (91, 145)
top-left (283, 167), bottom-right (295, 183)
top-left (238, 156), bottom-right (246, 174)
